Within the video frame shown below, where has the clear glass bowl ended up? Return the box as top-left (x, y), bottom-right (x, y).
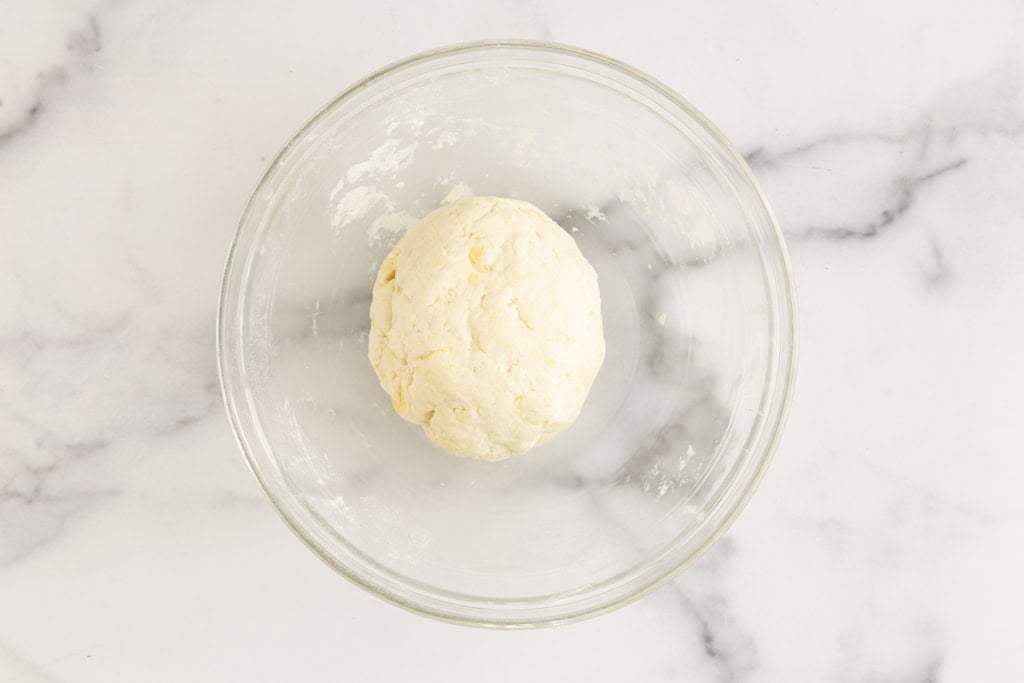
top-left (218, 41), bottom-right (797, 627)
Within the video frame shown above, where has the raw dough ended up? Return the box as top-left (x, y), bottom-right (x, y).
top-left (368, 196), bottom-right (605, 461)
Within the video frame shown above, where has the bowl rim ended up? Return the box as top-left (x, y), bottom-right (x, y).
top-left (217, 38), bottom-right (799, 628)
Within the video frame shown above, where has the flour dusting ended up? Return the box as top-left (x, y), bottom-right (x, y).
top-left (368, 210), bottom-right (416, 245)
top-left (582, 204), bottom-right (607, 223)
top-left (332, 186), bottom-right (389, 228)
top-left (346, 138), bottom-right (418, 183)
top-left (431, 131), bottom-right (460, 149)
top-left (329, 135), bottom-right (423, 237)
top-left (443, 181), bottom-right (474, 204)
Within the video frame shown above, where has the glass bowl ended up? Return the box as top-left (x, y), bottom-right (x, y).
top-left (218, 40), bottom-right (797, 627)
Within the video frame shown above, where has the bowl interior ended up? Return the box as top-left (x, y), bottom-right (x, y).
top-left (220, 42), bottom-right (794, 625)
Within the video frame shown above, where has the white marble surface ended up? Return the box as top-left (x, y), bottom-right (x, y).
top-left (2, 1), bottom-right (1022, 680)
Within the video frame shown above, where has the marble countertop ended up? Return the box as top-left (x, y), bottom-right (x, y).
top-left (3, 1), bottom-right (1022, 681)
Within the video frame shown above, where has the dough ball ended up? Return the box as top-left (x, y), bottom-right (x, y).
top-left (368, 196), bottom-right (605, 461)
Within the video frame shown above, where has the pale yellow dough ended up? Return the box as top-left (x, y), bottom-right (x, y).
top-left (368, 196), bottom-right (605, 461)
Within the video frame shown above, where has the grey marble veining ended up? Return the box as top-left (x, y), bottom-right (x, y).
top-left (0, 12), bottom-right (102, 147)
top-left (2, 1), bottom-right (1023, 681)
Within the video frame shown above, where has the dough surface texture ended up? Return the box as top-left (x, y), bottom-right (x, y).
top-left (368, 196), bottom-right (605, 461)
